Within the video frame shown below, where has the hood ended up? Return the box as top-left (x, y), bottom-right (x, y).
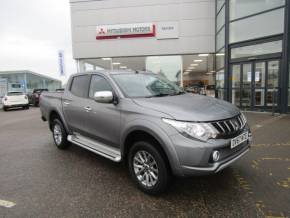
top-left (133, 93), bottom-right (240, 122)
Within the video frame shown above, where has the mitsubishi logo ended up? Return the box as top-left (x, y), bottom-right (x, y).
top-left (98, 28), bottom-right (106, 34)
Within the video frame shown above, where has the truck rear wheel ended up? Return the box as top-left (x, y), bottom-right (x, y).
top-left (128, 141), bottom-right (171, 195)
top-left (52, 119), bottom-right (70, 149)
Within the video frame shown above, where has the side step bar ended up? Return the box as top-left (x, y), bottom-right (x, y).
top-left (67, 135), bottom-right (122, 162)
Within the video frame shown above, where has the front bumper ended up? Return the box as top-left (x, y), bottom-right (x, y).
top-left (169, 127), bottom-right (251, 176)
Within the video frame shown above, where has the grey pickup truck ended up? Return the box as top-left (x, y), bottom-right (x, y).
top-left (40, 70), bottom-right (252, 195)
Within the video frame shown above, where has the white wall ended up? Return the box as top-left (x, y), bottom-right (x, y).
top-left (70, 0), bottom-right (215, 59)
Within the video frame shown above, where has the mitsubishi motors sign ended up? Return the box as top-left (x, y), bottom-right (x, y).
top-left (96, 23), bottom-right (155, 40)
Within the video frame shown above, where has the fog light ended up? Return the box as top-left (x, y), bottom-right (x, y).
top-left (212, 150), bottom-right (220, 162)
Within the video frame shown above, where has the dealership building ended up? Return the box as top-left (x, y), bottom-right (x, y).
top-left (0, 70), bottom-right (61, 96)
top-left (69, 0), bottom-right (290, 113)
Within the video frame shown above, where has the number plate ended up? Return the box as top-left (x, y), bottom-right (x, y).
top-left (231, 132), bottom-right (248, 149)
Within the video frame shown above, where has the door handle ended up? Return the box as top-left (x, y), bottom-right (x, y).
top-left (63, 101), bottom-right (70, 105)
top-left (84, 106), bottom-right (92, 112)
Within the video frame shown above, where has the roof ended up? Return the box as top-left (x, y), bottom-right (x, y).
top-left (0, 70), bottom-right (61, 82)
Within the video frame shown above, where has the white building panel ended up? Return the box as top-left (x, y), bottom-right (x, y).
top-left (70, 0), bottom-right (215, 59)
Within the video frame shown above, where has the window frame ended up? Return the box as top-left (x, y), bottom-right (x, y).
top-left (69, 75), bottom-right (91, 98)
top-left (229, 7), bottom-right (285, 44)
top-left (88, 74), bottom-right (114, 99)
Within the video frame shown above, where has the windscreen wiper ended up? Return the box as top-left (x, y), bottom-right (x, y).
top-left (145, 93), bottom-right (170, 98)
top-left (169, 91), bottom-right (186, 96)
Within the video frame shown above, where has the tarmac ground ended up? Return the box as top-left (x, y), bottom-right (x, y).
top-left (0, 108), bottom-right (289, 217)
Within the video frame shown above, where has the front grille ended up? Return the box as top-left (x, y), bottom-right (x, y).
top-left (211, 114), bottom-right (246, 139)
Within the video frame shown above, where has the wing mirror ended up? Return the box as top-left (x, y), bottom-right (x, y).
top-left (94, 91), bottom-right (114, 103)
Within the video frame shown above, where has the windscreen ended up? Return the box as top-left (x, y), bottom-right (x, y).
top-left (112, 73), bottom-right (184, 98)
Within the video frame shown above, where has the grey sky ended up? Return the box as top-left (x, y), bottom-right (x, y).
top-left (0, 0), bottom-right (76, 83)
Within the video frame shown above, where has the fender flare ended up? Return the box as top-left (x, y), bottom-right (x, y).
top-left (120, 119), bottom-right (182, 175)
top-left (48, 108), bottom-right (71, 135)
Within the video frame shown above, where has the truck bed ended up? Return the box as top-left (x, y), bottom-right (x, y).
top-left (40, 91), bottom-right (64, 122)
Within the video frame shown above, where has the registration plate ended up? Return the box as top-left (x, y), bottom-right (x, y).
top-left (231, 132), bottom-right (248, 149)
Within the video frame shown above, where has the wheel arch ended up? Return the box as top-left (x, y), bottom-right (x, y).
top-left (121, 121), bottom-right (181, 176)
top-left (48, 110), bottom-right (70, 134)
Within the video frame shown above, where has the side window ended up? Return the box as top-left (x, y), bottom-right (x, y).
top-left (89, 75), bottom-right (112, 98)
top-left (70, 75), bottom-right (90, 98)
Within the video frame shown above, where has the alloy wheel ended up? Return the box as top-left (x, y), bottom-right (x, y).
top-left (133, 150), bottom-right (159, 188)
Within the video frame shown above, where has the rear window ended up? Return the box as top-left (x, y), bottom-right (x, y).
top-left (70, 75), bottom-right (90, 98)
top-left (7, 92), bottom-right (24, 96)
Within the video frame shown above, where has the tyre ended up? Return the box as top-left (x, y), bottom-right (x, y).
top-left (3, 106), bottom-right (7, 111)
top-left (128, 141), bottom-right (171, 195)
top-left (51, 118), bottom-right (70, 149)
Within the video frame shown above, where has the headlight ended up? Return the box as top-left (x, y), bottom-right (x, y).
top-left (162, 118), bottom-right (218, 141)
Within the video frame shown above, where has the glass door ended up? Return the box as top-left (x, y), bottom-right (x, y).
top-left (230, 59), bottom-right (280, 111)
top-left (254, 62), bottom-right (266, 108)
top-left (266, 60), bottom-right (280, 107)
top-left (241, 63), bottom-right (252, 108)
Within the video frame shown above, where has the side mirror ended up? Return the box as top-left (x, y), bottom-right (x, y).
top-left (94, 91), bottom-right (113, 103)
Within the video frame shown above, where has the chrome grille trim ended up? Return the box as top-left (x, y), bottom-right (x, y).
top-left (212, 114), bottom-right (246, 137)
top-left (216, 122), bottom-right (226, 133)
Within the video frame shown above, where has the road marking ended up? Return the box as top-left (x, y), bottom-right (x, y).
top-left (0, 199), bottom-right (16, 208)
top-left (252, 143), bottom-right (290, 148)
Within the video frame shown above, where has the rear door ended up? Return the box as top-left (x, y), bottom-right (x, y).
top-left (62, 75), bottom-right (90, 135)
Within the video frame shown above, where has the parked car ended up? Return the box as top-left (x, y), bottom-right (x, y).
top-left (29, 89), bottom-right (48, 106)
top-left (40, 71), bottom-right (251, 195)
top-left (2, 92), bottom-right (29, 111)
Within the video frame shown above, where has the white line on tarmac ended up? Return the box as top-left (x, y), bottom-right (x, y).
top-left (0, 199), bottom-right (16, 208)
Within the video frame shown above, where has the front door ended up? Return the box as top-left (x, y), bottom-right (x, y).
top-left (231, 59), bottom-right (281, 111)
top-left (84, 74), bottom-right (121, 148)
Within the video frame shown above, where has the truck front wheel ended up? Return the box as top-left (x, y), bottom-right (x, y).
top-left (52, 119), bottom-right (70, 149)
top-left (128, 141), bottom-right (171, 195)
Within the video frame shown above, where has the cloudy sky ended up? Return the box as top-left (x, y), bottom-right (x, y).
top-left (0, 0), bottom-right (76, 83)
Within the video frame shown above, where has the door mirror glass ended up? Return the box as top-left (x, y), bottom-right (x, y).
top-left (94, 91), bottom-right (113, 103)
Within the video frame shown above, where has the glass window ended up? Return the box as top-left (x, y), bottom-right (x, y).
top-left (231, 40), bottom-right (282, 59)
top-left (216, 69), bottom-right (225, 88)
top-left (232, 65), bottom-right (240, 88)
top-left (217, 89), bottom-right (224, 99)
top-left (242, 63), bottom-right (252, 89)
top-left (217, 6), bottom-right (225, 31)
top-left (70, 75), bottom-right (90, 98)
top-left (230, 0), bottom-right (285, 20)
top-left (217, 0), bottom-right (225, 12)
top-left (81, 54), bottom-right (215, 91)
top-left (268, 60), bottom-right (279, 88)
top-left (112, 73), bottom-right (183, 98)
top-left (232, 89), bottom-right (240, 106)
top-left (146, 56), bottom-right (182, 86)
top-left (255, 62), bottom-right (266, 88)
top-left (231, 64), bottom-right (241, 107)
top-left (216, 49), bottom-right (225, 70)
top-left (89, 75), bottom-right (112, 98)
top-left (216, 27), bottom-right (225, 51)
top-left (230, 8), bottom-right (284, 43)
